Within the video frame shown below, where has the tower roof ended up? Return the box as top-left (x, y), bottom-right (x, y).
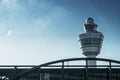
top-left (84, 17), bottom-right (97, 32)
top-left (86, 17), bottom-right (94, 24)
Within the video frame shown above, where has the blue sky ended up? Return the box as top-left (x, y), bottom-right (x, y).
top-left (0, 0), bottom-right (120, 65)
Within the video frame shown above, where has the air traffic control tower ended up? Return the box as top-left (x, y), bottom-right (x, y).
top-left (78, 17), bottom-right (104, 66)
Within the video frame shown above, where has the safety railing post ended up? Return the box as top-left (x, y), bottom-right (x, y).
top-left (62, 61), bottom-right (65, 80)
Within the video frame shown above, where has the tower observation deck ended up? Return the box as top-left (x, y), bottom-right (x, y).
top-left (78, 17), bottom-right (104, 65)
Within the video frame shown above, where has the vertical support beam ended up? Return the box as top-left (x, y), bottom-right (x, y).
top-left (67, 61), bottom-right (69, 68)
top-left (38, 67), bottom-right (41, 80)
top-left (62, 61), bottom-right (65, 80)
top-left (85, 59), bottom-right (88, 80)
top-left (109, 61), bottom-right (112, 80)
top-left (86, 59), bottom-right (88, 67)
top-left (37, 66), bottom-right (41, 80)
top-left (14, 66), bottom-right (17, 80)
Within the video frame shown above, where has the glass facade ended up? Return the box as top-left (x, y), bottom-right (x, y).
top-left (39, 69), bottom-right (120, 80)
top-left (16, 68), bottom-right (120, 80)
top-left (85, 25), bottom-right (97, 32)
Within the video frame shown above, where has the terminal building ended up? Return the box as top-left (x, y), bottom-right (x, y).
top-left (0, 18), bottom-right (120, 80)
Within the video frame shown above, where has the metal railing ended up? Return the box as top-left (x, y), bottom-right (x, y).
top-left (0, 58), bottom-right (120, 80)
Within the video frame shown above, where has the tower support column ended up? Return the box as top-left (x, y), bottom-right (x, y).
top-left (87, 55), bottom-right (96, 66)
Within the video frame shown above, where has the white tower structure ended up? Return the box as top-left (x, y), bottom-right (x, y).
top-left (78, 17), bottom-right (104, 66)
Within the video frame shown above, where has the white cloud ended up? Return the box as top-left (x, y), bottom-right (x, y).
top-left (0, 37), bottom-right (80, 64)
top-left (6, 30), bottom-right (13, 37)
top-left (2, 0), bottom-right (16, 8)
top-left (1, 0), bottom-right (22, 11)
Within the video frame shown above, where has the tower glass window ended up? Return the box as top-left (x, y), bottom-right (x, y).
top-left (81, 38), bottom-right (101, 46)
